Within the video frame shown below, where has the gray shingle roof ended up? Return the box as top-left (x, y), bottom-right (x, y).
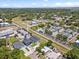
top-left (13, 41), bottom-right (25, 49)
top-left (23, 36), bottom-right (40, 46)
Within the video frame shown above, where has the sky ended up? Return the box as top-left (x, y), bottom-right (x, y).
top-left (0, 0), bottom-right (79, 8)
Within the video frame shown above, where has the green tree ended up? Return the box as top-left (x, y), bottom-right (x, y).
top-left (76, 35), bottom-right (79, 39)
top-left (38, 23), bottom-right (45, 28)
top-left (11, 49), bottom-right (23, 59)
top-left (45, 29), bottom-right (52, 35)
top-left (46, 40), bottom-right (53, 47)
top-left (0, 39), bottom-right (6, 47)
top-left (8, 18), bottom-right (12, 23)
top-left (56, 34), bottom-right (62, 40)
top-left (31, 26), bottom-right (38, 30)
top-left (0, 46), bottom-right (10, 59)
top-left (36, 47), bottom-right (41, 53)
top-left (62, 35), bottom-right (67, 41)
top-left (66, 48), bottom-right (79, 59)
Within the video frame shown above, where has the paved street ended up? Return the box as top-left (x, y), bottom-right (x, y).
top-left (12, 18), bottom-right (71, 54)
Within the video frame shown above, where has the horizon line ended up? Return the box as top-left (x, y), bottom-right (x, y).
top-left (0, 7), bottom-right (79, 8)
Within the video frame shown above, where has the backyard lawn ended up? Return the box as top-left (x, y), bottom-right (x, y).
top-left (9, 37), bottom-right (16, 43)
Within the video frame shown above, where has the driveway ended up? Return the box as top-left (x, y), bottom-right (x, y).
top-left (30, 52), bottom-right (39, 59)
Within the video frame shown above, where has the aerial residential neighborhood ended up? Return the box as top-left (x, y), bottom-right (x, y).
top-left (0, 0), bottom-right (79, 59)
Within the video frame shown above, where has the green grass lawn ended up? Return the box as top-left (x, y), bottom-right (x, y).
top-left (21, 52), bottom-right (31, 59)
top-left (31, 42), bottom-right (37, 47)
top-left (9, 37), bottom-right (16, 43)
top-left (25, 56), bottom-right (31, 59)
top-left (21, 55), bottom-right (31, 59)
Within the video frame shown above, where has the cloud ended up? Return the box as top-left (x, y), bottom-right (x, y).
top-left (43, 4), bottom-right (47, 7)
top-left (1, 4), bottom-right (9, 7)
top-left (55, 3), bottom-right (61, 6)
top-left (54, 2), bottom-right (79, 7)
top-left (43, 0), bottom-right (48, 2)
top-left (32, 3), bottom-right (36, 5)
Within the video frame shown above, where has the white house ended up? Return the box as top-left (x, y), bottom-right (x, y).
top-left (31, 20), bottom-right (38, 25)
top-left (0, 19), bottom-right (3, 22)
top-left (41, 46), bottom-right (62, 59)
top-left (37, 28), bottom-right (45, 34)
top-left (52, 31), bottom-right (59, 37)
top-left (63, 29), bottom-right (77, 39)
top-left (75, 40), bottom-right (79, 44)
top-left (49, 26), bottom-right (64, 37)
